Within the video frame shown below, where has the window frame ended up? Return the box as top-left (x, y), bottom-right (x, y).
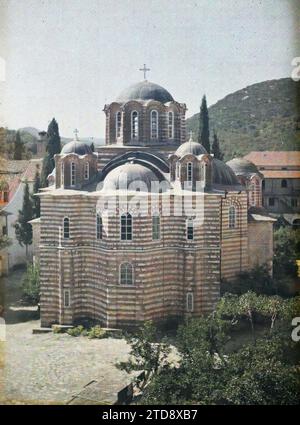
top-left (186, 292), bottom-right (194, 312)
top-left (150, 110), bottom-right (159, 139)
top-left (84, 162), bottom-right (89, 180)
top-left (187, 162), bottom-right (193, 188)
top-left (228, 206), bottom-right (236, 229)
top-left (96, 213), bottom-right (103, 240)
top-left (70, 162), bottom-right (76, 187)
top-left (131, 110), bottom-right (139, 139)
top-left (281, 179), bottom-right (287, 188)
top-left (168, 111), bottom-right (174, 139)
top-left (152, 214), bottom-right (161, 240)
top-left (186, 218), bottom-right (194, 240)
top-left (116, 111), bottom-right (122, 139)
top-left (63, 217), bottom-right (70, 239)
top-left (64, 289), bottom-right (71, 308)
top-left (119, 262), bottom-right (134, 286)
top-left (120, 212), bottom-right (133, 241)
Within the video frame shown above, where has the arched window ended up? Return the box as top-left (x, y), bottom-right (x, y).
top-left (96, 214), bottom-right (102, 240)
top-left (120, 212), bottom-right (132, 240)
top-left (152, 214), bottom-right (161, 240)
top-left (131, 111), bottom-right (139, 139)
top-left (186, 292), bottom-right (194, 312)
top-left (120, 263), bottom-right (134, 285)
top-left (61, 161), bottom-right (64, 187)
top-left (186, 218), bottom-right (194, 240)
top-left (228, 206), bottom-right (236, 229)
top-left (64, 289), bottom-right (71, 308)
top-left (116, 111), bottom-right (121, 138)
top-left (84, 162), bottom-right (89, 180)
top-left (187, 162), bottom-right (193, 187)
top-left (281, 179), bottom-right (287, 188)
top-left (168, 111), bottom-right (174, 139)
top-left (175, 162), bottom-right (180, 179)
top-left (262, 180), bottom-right (265, 190)
top-left (63, 217), bottom-right (70, 239)
top-left (150, 110), bottom-right (158, 139)
top-left (70, 162), bottom-right (76, 186)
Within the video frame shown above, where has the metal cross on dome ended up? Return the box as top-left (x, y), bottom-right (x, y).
top-left (139, 64), bottom-right (150, 80)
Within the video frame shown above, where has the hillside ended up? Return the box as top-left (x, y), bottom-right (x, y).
top-left (186, 78), bottom-right (300, 160)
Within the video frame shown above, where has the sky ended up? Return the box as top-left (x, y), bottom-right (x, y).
top-left (0, 0), bottom-right (299, 139)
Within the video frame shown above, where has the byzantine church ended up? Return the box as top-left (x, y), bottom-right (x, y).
top-left (34, 72), bottom-right (275, 328)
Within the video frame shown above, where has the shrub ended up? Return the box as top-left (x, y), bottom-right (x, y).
top-left (22, 262), bottom-right (40, 304)
top-left (67, 325), bottom-right (85, 337)
top-left (87, 325), bottom-right (107, 339)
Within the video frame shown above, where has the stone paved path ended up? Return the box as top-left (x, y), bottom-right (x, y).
top-left (1, 320), bottom-right (130, 404)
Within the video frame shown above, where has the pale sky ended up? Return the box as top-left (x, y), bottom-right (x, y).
top-left (0, 0), bottom-right (299, 138)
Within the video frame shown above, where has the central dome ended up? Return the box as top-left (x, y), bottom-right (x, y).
top-left (117, 81), bottom-right (174, 103)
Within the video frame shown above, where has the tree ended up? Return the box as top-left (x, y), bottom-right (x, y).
top-left (22, 262), bottom-right (40, 304)
top-left (116, 321), bottom-right (170, 390)
top-left (13, 131), bottom-right (25, 160)
top-left (41, 118), bottom-right (61, 187)
top-left (14, 180), bottom-right (33, 256)
top-left (90, 142), bottom-right (95, 152)
top-left (211, 130), bottom-right (224, 160)
top-left (198, 95), bottom-right (210, 153)
top-left (31, 170), bottom-right (41, 218)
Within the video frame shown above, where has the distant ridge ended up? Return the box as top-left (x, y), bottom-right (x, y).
top-left (186, 78), bottom-right (300, 160)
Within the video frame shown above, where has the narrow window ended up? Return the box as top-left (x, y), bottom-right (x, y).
top-left (152, 215), bottom-right (161, 240)
top-left (186, 218), bottom-right (194, 240)
top-left (120, 213), bottom-right (132, 241)
top-left (61, 161), bottom-right (64, 187)
top-left (84, 162), bottom-right (89, 180)
top-left (116, 111), bottom-right (121, 138)
top-left (168, 111), bottom-right (174, 139)
top-left (291, 198), bottom-right (298, 207)
top-left (187, 162), bottom-right (193, 187)
top-left (3, 191), bottom-right (8, 203)
top-left (186, 292), bottom-right (194, 312)
top-left (71, 162), bottom-right (76, 186)
top-left (150, 110), bottom-right (158, 139)
top-left (281, 179), bottom-right (287, 188)
top-left (63, 217), bottom-right (70, 239)
top-left (131, 111), bottom-right (139, 139)
top-left (96, 214), bottom-right (103, 240)
top-left (269, 197), bottom-right (275, 207)
top-left (120, 263), bottom-right (134, 285)
top-left (64, 289), bottom-right (70, 308)
top-left (262, 180), bottom-right (265, 190)
top-left (228, 206), bottom-right (236, 229)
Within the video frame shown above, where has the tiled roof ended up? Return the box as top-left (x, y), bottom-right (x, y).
top-left (262, 170), bottom-right (300, 179)
top-left (244, 151), bottom-right (300, 167)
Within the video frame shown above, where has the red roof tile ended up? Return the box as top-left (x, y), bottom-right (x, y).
top-left (244, 151), bottom-right (300, 167)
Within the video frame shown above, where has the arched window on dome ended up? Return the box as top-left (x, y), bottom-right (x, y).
top-left (150, 110), bottom-right (158, 139)
top-left (186, 218), bottom-right (194, 240)
top-left (120, 212), bottom-right (132, 241)
top-left (119, 263), bottom-right (134, 285)
top-left (228, 206), bottom-right (236, 229)
top-left (70, 162), bottom-right (76, 187)
top-left (84, 162), bottom-right (89, 180)
top-left (63, 217), bottom-right (70, 239)
top-left (187, 162), bottom-right (193, 188)
top-left (186, 292), bottom-right (194, 312)
top-left (116, 111), bottom-right (122, 139)
top-left (96, 214), bottom-right (103, 240)
top-left (131, 111), bottom-right (139, 139)
top-left (168, 111), bottom-right (174, 139)
top-left (175, 162), bottom-right (180, 179)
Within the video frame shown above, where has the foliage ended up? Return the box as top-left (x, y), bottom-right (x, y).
top-left (116, 321), bottom-right (171, 390)
top-left (198, 95), bottom-right (210, 153)
top-left (273, 227), bottom-right (300, 278)
top-left (41, 118), bottom-right (61, 187)
top-left (13, 131), bottom-right (25, 160)
top-left (211, 130), bottom-right (224, 160)
top-left (67, 325), bottom-right (86, 337)
top-left (187, 78), bottom-right (300, 160)
top-left (90, 142), bottom-right (95, 152)
top-left (139, 294), bottom-right (300, 405)
top-left (14, 180), bottom-right (33, 254)
top-left (0, 235), bottom-right (12, 250)
top-left (22, 262), bottom-right (40, 304)
top-left (31, 170), bottom-right (41, 218)
top-left (87, 325), bottom-right (107, 339)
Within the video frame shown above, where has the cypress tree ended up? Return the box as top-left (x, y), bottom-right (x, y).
top-left (15, 180), bottom-right (33, 256)
top-left (212, 130), bottom-right (224, 160)
top-left (32, 170), bottom-right (41, 218)
top-left (13, 131), bottom-right (25, 160)
top-left (198, 95), bottom-right (210, 153)
top-left (41, 118), bottom-right (61, 187)
top-left (90, 142), bottom-right (95, 152)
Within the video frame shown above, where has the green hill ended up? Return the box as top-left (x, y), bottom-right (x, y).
top-left (186, 78), bottom-right (300, 161)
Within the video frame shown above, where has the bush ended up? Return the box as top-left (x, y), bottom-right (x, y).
top-left (67, 325), bottom-right (86, 337)
top-left (22, 262), bottom-right (40, 304)
top-left (87, 325), bottom-right (107, 339)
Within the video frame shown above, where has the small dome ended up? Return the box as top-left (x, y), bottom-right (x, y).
top-left (226, 157), bottom-right (260, 176)
top-left (175, 140), bottom-right (207, 158)
top-left (61, 140), bottom-right (92, 155)
top-left (212, 159), bottom-right (240, 186)
top-left (102, 162), bottom-right (167, 192)
top-left (117, 81), bottom-right (174, 104)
